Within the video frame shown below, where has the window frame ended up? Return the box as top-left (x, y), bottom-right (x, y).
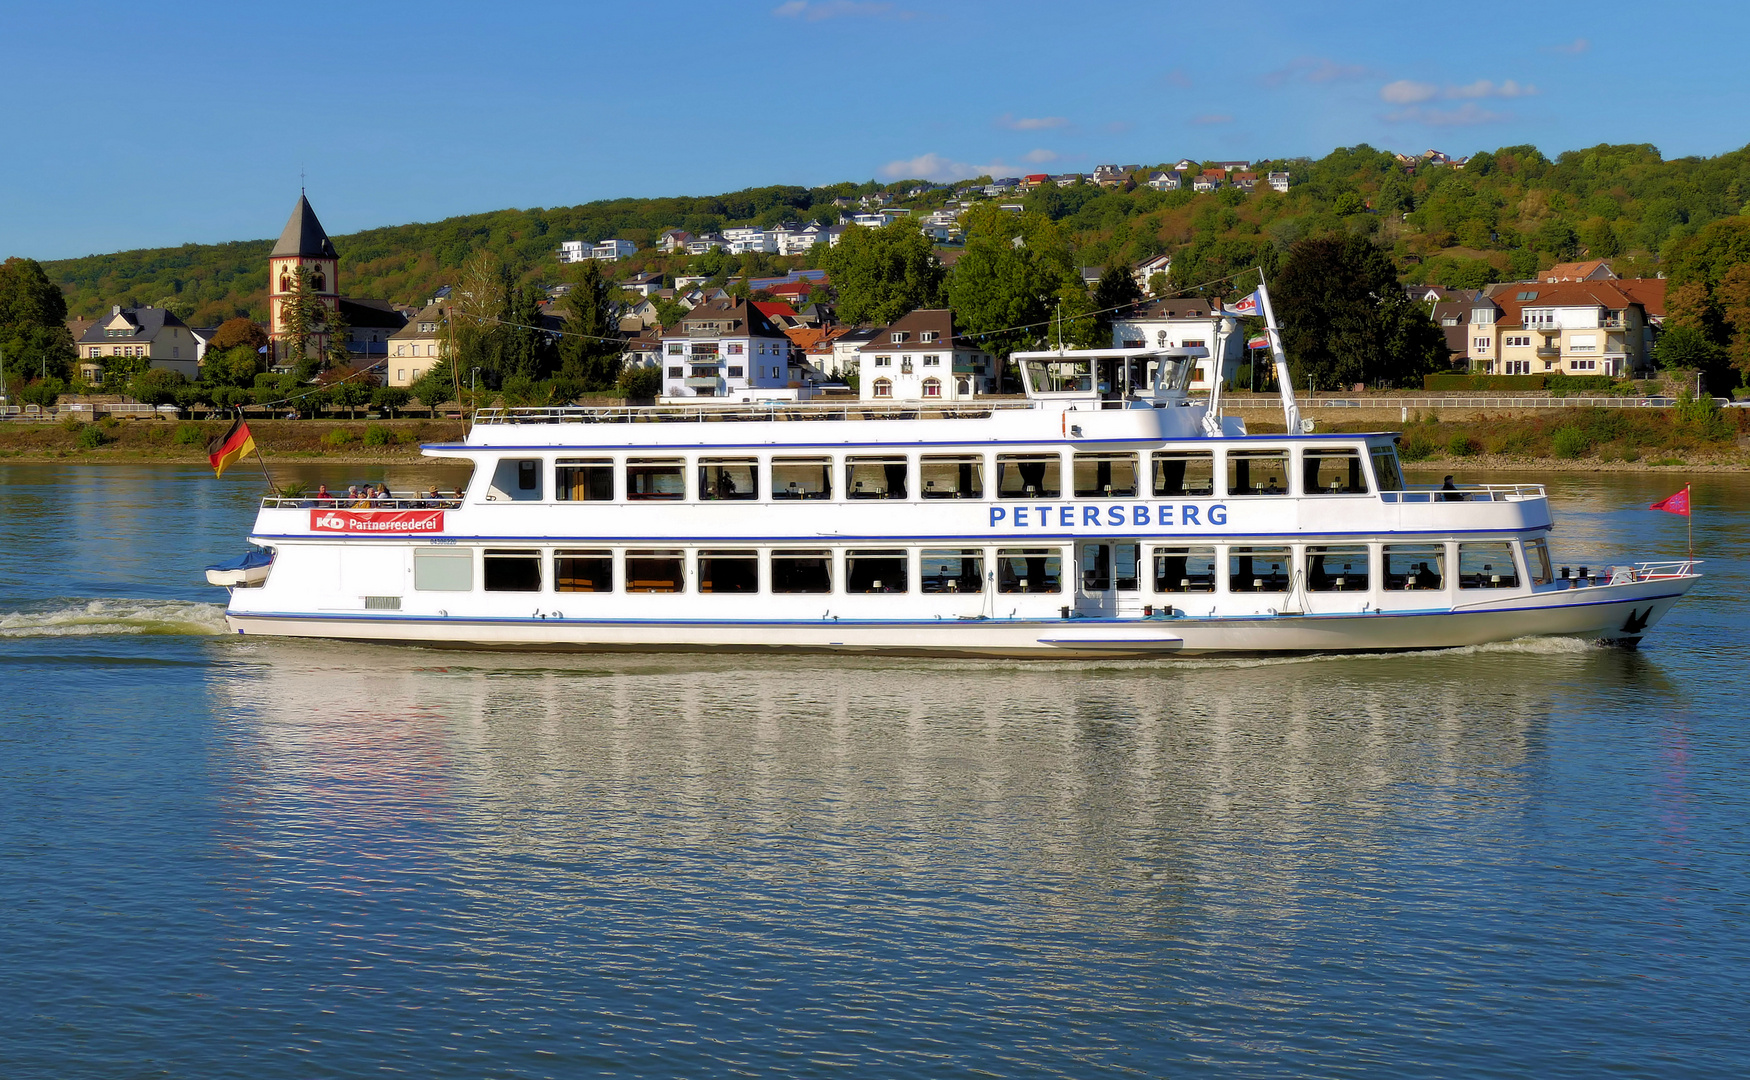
top-left (554, 549), bottom-right (613, 593)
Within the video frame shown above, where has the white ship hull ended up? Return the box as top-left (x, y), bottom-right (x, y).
top-left (224, 574), bottom-right (1692, 657)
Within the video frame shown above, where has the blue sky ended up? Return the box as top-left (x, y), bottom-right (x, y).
top-left (4, 0), bottom-right (1746, 261)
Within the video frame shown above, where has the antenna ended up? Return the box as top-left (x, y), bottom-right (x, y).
top-left (300, 165), bottom-right (306, 194)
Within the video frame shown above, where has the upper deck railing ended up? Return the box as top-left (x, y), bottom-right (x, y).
top-left (260, 494), bottom-right (464, 510)
top-left (1382, 483), bottom-right (1546, 503)
top-left (472, 401), bottom-right (1039, 425)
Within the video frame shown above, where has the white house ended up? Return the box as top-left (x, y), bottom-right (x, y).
top-left (1147, 171), bottom-right (1182, 191)
top-left (557, 240), bottom-right (588, 263)
top-left (592, 239), bottom-right (636, 261)
top-left (1133, 254), bottom-right (1173, 294)
top-left (659, 298), bottom-right (796, 400)
top-left (855, 309), bottom-right (998, 402)
top-left (1267, 171), bottom-right (1291, 193)
top-left (1110, 296), bottom-right (1245, 391)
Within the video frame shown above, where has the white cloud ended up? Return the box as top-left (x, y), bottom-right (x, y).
top-left (1264, 56), bottom-right (1370, 87)
top-left (1450, 79), bottom-right (1535, 99)
top-left (1190, 113), bottom-right (1233, 126)
top-left (1381, 79), bottom-right (1438, 105)
top-left (879, 153), bottom-right (1010, 181)
top-left (772, 0), bottom-right (912, 21)
top-left (1384, 103), bottom-right (1508, 127)
top-left (995, 113), bottom-right (1069, 131)
top-left (1021, 148), bottom-right (1059, 163)
top-left (1548, 37), bottom-right (1590, 54)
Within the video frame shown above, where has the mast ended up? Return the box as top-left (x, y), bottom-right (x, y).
top-left (1255, 276), bottom-right (1302, 433)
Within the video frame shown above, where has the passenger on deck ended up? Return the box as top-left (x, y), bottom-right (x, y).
top-left (316, 484), bottom-right (330, 503)
top-left (1442, 475), bottom-right (1461, 501)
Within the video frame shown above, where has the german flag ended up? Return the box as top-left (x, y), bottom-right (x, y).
top-left (207, 419), bottom-right (256, 478)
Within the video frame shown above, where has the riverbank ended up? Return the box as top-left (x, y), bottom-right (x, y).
top-left (0, 418), bottom-right (467, 464)
top-left (3, 409), bottom-right (1747, 470)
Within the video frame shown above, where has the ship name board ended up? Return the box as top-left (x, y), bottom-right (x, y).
top-left (990, 503), bottom-right (1228, 529)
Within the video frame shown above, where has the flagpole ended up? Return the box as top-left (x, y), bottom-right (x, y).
top-left (242, 406), bottom-right (280, 497)
top-left (1687, 483), bottom-right (1693, 562)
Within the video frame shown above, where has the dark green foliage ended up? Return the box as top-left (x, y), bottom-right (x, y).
top-left (1446, 434), bottom-right (1481, 457)
top-left (1424, 374), bottom-right (1546, 390)
top-left (557, 261), bottom-right (624, 391)
top-left (617, 365), bottom-right (662, 400)
top-left (1090, 264), bottom-right (1144, 345)
top-left (362, 424), bottom-right (393, 447)
top-left (820, 221), bottom-right (945, 326)
top-left (1550, 425), bottom-right (1590, 458)
top-left (0, 257), bottom-right (76, 386)
top-left (173, 423), bottom-right (207, 446)
top-left (370, 386), bottom-right (411, 414)
top-left (129, 367), bottom-right (186, 405)
top-left (1274, 234), bottom-right (1449, 388)
top-left (74, 423), bottom-right (108, 449)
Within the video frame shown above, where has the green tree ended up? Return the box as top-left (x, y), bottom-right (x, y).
top-left (370, 386), bottom-right (412, 415)
top-left (129, 367), bottom-right (187, 405)
top-left (202, 345), bottom-right (261, 388)
top-left (821, 220), bottom-right (946, 326)
top-left (277, 264), bottom-right (324, 365)
top-left (409, 358), bottom-right (457, 408)
top-left (1273, 234), bottom-right (1449, 388)
top-left (557, 260), bottom-right (624, 391)
top-left (1089, 264), bottom-right (1144, 346)
top-left (617, 364), bottom-right (662, 400)
top-left (0, 256), bottom-right (75, 385)
top-left (501, 282), bottom-right (558, 381)
top-left (947, 206), bottom-right (1079, 357)
top-left (322, 300), bottom-right (352, 370)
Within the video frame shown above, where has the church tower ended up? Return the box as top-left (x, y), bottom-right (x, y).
top-left (268, 192), bottom-right (339, 364)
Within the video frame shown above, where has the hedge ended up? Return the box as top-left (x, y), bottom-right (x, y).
top-left (1423, 374), bottom-right (1547, 391)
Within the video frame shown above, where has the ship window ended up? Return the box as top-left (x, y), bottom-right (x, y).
top-left (1152, 546), bottom-right (1216, 593)
top-left (996, 548), bottom-right (1063, 593)
top-left (1303, 450), bottom-right (1369, 495)
top-left (846, 456), bottom-right (908, 499)
top-left (1306, 545), bottom-right (1370, 591)
top-left (699, 458), bottom-right (758, 500)
top-left (488, 458), bottom-right (544, 501)
top-left (1081, 542), bottom-right (1140, 591)
top-left (996, 454), bottom-right (1061, 498)
top-left (483, 548), bottom-right (542, 592)
top-left (413, 549), bottom-right (473, 592)
top-left (1225, 450), bottom-right (1289, 497)
top-left (771, 457), bottom-right (831, 500)
top-left (846, 549), bottom-right (908, 593)
top-left (1072, 452), bottom-right (1139, 498)
top-left (626, 550), bottom-right (685, 592)
top-left (771, 549), bottom-right (831, 593)
top-left (1524, 538), bottom-right (1554, 586)
top-left (1383, 545), bottom-right (1445, 591)
top-left (626, 458), bottom-right (684, 500)
top-left (1021, 358), bottom-right (1093, 394)
top-left (1371, 447), bottom-right (1405, 492)
top-left (1228, 546), bottom-right (1290, 593)
top-left (554, 550), bottom-right (612, 592)
top-left (1458, 543), bottom-right (1519, 589)
top-left (698, 550), bottom-right (759, 594)
top-left (921, 549), bottom-right (984, 593)
top-left (1151, 452), bottom-right (1215, 497)
top-left (920, 455), bottom-right (984, 499)
top-left (556, 458), bottom-right (613, 501)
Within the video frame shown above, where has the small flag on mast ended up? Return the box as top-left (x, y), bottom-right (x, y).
top-left (1649, 486), bottom-right (1691, 516)
top-left (207, 419), bottom-right (256, 478)
top-left (1224, 291), bottom-right (1261, 317)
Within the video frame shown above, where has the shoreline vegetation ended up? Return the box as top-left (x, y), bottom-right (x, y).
top-left (1, 405), bottom-right (1744, 470)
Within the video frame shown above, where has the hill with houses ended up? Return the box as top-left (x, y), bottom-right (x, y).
top-left (38, 141), bottom-right (1750, 330)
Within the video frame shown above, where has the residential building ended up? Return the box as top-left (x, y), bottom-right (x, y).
top-left (1542, 260), bottom-right (1617, 283)
top-left (685, 235), bottom-right (725, 255)
top-left (1173, 159), bottom-right (1197, 172)
top-left (982, 178), bottom-right (1020, 197)
top-left (1021, 173), bottom-right (1051, 190)
top-left (660, 298), bottom-right (796, 399)
top-left (1079, 266), bottom-right (1105, 288)
top-left (855, 309), bottom-right (997, 402)
top-left (1134, 254), bottom-right (1173, 294)
top-left (1469, 281), bottom-right (1655, 377)
top-left (658, 229), bottom-right (693, 253)
top-left (1109, 296), bottom-right (1246, 391)
top-left (75, 305), bottom-right (201, 383)
top-left (1053, 173), bottom-right (1083, 188)
top-left (591, 239), bottom-right (636, 261)
top-left (620, 271), bottom-right (664, 297)
top-left (1193, 170), bottom-right (1224, 193)
top-left (826, 326), bottom-right (882, 379)
top-left (1091, 164), bottom-right (1125, 187)
top-left (1231, 172), bottom-right (1257, 194)
top-left (338, 298), bottom-right (408, 364)
top-left (1431, 300), bottom-right (1478, 359)
top-left (1147, 170), bottom-right (1182, 191)
top-left (386, 302), bottom-right (448, 388)
top-left (1215, 160), bottom-right (1252, 172)
top-left (557, 240), bottom-right (588, 263)
top-left (1267, 171), bottom-right (1291, 193)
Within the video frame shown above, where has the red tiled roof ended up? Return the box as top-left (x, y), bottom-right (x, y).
top-left (753, 300), bottom-right (799, 319)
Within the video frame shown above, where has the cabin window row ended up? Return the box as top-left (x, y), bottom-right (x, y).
top-left (506, 447), bottom-right (1406, 504)
top-left (411, 539), bottom-right (1537, 596)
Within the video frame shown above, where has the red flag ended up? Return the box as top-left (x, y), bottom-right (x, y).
top-left (1649, 486), bottom-right (1691, 516)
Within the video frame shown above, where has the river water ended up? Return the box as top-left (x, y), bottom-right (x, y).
top-left (2, 463), bottom-right (1746, 1078)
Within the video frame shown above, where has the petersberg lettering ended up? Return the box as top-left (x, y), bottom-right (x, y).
top-left (989, 502), bottom-right (1229, 529)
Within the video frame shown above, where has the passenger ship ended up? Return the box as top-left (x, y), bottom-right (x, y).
top-left (215, 343), bottom-right (1699, 656)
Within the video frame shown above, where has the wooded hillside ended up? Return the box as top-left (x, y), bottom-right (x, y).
top-left (35, 142), bottom-right (1750, 326)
